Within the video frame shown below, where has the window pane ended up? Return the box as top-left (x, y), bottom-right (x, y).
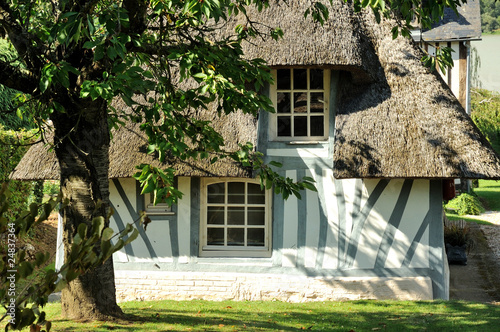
top-left (227, 207), bottom-right (245, 225)
top-left (207, 183), bottom-right (225, 203)
top-left (247, 228), bottom-right (265, 247)
top-left (293, 92), bottom-right (307, 113)
top-left (227, 228), bottom-right (244, 246)
top-left (293, 69), bottom-right (307, 89)
top-left (294, 116), bottom-right (307, 136)
top-left (207, 228), bottom-right (224, 245)
top-left (207, 206), bottom-right (224, 224)
top-left (310, 92), bottom-right (324, 113)
top-left (310, 116), bottom-right (324, 136)
top-left (248, 207), bottom-right (265, 225)
top-left (277, 116), bottom-right (291, 136)
top-left (310, 69), bottom-right (323, 89)
top-left (277, 69), bottom-right (291, 90)
top-left (228, 182), bottom-right (245, 203)
top-left (277, 92), bottom-right (291, 114)
top-left (247, 184), bottom-right (265, 204)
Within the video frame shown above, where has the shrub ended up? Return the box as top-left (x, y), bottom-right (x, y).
top-left (444, 222), bottom-right (472, 247)
top-left (0, 183), bottom-right (139, 331)
top-left (0, 126), bottom-right (37, 220)
top-left (445, 193), bottom-right (485, 216)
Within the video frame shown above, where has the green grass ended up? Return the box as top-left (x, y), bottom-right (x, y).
top-left (6, 299), bottom-right (500, 331)
top-left (445, 180), bottom-right (500, 225)
top-left (475, 180), bottom-right (500, 211)
top-left (445, 211), bottom-right (493, 225)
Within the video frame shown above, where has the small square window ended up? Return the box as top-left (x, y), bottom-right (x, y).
top-left (144, 192), bottom-right (174, 215)
top-left (270, 68), bottom-right (330, 141)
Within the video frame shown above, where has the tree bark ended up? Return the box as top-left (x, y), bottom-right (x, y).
top-left (51, 98), bottom-right (123, 320)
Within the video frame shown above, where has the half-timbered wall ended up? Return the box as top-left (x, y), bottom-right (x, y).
top-left (109, 176), bottom-right (447, 302)
top-left (106, 72), bottom-right (448, 301)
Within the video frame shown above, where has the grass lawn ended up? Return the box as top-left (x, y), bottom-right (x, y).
top-left (475, 180), bottom-right (500, 211)
top-left (5, 299), bottom-right (500, 331)
top-left (445, 179), bottom-right (500, 225)
top-left (445, 212), bottom-right (493, 225)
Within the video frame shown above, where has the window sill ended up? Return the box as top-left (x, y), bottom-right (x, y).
top-left (145, 211), bottom-right (175, 216)
top-left (287, 141), bottom-right (323, 145)
top-left (199, 248), bottom-right (271, 258)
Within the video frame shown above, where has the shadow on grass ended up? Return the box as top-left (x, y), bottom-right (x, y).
top-left (40, 299), bottom-right (500, 331)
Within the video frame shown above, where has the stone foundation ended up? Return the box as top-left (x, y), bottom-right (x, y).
top-left (115, 271), bottom-right (433, 302)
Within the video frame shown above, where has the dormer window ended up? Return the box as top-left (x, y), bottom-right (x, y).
top-left (270, 68), bottom-right (330, 141)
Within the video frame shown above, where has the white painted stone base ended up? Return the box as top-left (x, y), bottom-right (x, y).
top-left (115, 271), bottom-right (433, 302)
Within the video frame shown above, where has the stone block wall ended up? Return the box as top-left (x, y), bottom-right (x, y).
top-left (115, 271), bottom-right (433, 302)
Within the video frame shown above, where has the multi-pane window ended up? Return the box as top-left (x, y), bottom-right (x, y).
top-left (271, 68), bottom-right (329, 141)
top-left (200, 179), bottom-right (271, 257)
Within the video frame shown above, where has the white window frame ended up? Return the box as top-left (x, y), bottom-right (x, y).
top-left (200, 178), bottom-right (272, 258)
top-left (270, 68), bottom-right (330, 142)
top-left (144, 192), bottom-right (174, 215)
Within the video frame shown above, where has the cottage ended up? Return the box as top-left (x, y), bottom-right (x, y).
top-left (12, 0), bottom-right (500, 302)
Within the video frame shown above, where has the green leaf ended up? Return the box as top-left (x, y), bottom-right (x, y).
top-left (65, 269), bottom-right (79, 282)
top-left (92, 216), bottom-right (105, 237)
top-left (302, 181), bottom-right (318, 192)
top-left (77, 223), bottom-right (87, 239)
top-left (101, 227), bottom-right (114, 242)
top-left (391, 26), bottom-right (399, 39)
top-left (39, 77), bottom-right (50, 93)
top-left (123, 228), bottom-right (139, 246)
top-left (269, 161), bottom-right (283, 168)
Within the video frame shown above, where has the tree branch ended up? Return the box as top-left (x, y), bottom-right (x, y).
top-left (0, 4), bottom-right (44, 70)
top-left (123, 0), bottom-right (148, 35)
top-left (0, 59), bottom-right (38, 94)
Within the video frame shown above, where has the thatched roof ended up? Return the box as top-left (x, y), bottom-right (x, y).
top-left (11, 0), bottom-right (500, 181)
top-left (11, 110), bottom-right (257, 181)
top-left (333, 7), bottom-right (500, 179)
top-left (216, 0), bottom-right (379, 83)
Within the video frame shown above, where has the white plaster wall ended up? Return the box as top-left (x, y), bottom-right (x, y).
top-left (305, 170), bottom-right (321, 268)
top-left (177, 177), bottom-right (191, 263)
top-left (353, 180), bottom-right (402, 269)
top-left (110, 178), bottom-right (178, 263)
top-left (450, 42), bottom-right (461, 98)
top-left (322, 169), bottom-right (339, 269)
top-left (282, 170), bottom-right (299, 267)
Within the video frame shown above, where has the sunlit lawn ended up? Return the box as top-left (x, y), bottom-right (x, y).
top-left (5, 299), bottom-right (500, 331)
top-left (475, 180), bottom-right (500, 212)
top-left (446, 179), bottom-right (500, 225)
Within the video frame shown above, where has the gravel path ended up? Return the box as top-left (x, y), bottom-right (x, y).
top-left (479, 212), bottom-right (500, 261)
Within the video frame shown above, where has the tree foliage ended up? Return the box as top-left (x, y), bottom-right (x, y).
top-left (471, 88), bottom-right (500, 154)
top-left (480, 0), bottom-right (500, 33)
top-left (0, 127), bottom-right (36, 220)
top-left (0, 183), bottom-right (140, 331)
top-left (0, 0), bottom-right (466, 325)
top-left (0, 39), bottom-right (35, 130)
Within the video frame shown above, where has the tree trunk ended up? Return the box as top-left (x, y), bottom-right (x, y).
top-left (51, 98), bottom-right (123, 320)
